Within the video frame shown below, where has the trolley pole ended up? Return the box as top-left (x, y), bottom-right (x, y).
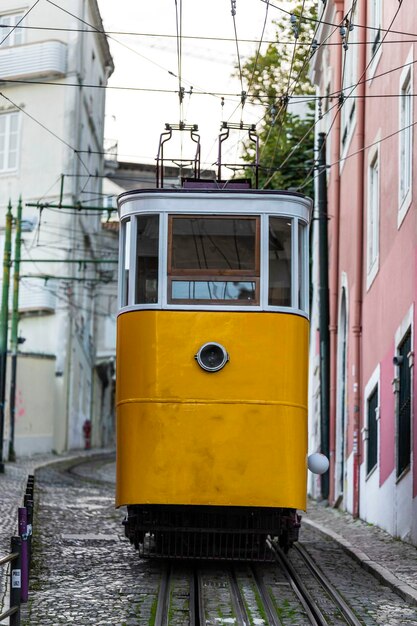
top-left (0, 201), bottom-right (13, 473)
top-left (9, 197), bottom-right (22, 462)
top-left (318, 132), bottom-right (330, 500)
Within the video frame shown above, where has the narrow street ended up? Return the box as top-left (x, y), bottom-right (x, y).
top-left (17, 456), bottom-right (417, 625)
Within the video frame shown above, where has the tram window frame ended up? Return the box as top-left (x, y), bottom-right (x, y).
top-left (119, 218), bottom-right (131, 308)
top-left (167, 215), bottom-right (260, 305)
top-left (135, 214), bottom-right (160, 305)
top-left (298, 221), bottom-right (307, 311)
top-left (268, 217), bottom-right (292, 308)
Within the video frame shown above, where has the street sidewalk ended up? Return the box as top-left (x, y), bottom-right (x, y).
top-left (303, 499), bottom-right (417, 606)
top-left (0, 448), bottom-right (113, 621)
top-left (0, 449), bottom-right (113, 555)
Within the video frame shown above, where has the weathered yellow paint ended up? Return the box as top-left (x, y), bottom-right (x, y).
top-left (116, 310), bottom-right (308, 510)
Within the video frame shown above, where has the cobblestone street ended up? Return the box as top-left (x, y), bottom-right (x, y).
top-left (1, 453), bottom-right (417, 625)
top-left (20, 456), bottom-right (159, 625)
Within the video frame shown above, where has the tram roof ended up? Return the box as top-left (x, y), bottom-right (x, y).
top-left (118, 188), bottom-right (312, 223)
top-left (118, 187), bottom-right (311, 202)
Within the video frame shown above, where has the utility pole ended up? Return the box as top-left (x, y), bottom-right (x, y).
top-left (318, 132), bottom-right (330, 500)
top-left (0, 202), bottom-right (13, 473)
top-left (8, 197), bottom-right (22, 462)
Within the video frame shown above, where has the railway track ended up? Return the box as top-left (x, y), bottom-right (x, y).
top-left (64, 458), bottom-right (362, 625)
top-left (268, 539), bottom-right (363, 626)
top-left (152, 541), bottom-right (363, 625)
top-left (154, 561), bottom-right (280, 626)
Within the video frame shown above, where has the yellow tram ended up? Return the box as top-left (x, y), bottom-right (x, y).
top-left (116, 184), bottom-right (312, 559)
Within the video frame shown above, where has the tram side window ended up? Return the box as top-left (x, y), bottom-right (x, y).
top-left (298, 222), bottom-right (307, 311)
top-left (136, 215), bottom-right (159, 304)
top-left (269, 217), bottom-right (292, 307)
top-left (121, 218), bottom-right (130, 307)
top-left (168, 216), bottom-right (259, 304)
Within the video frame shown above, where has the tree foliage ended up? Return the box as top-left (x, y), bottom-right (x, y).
top-left (239, 1), bottom-right (317, 196)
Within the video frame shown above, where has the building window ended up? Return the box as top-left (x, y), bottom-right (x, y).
top-left (369, 0), bottom-right (382, 55)
top-left (367, 151), bottom-right (379, 280)
top-left (366, 385), bottom-right (378, 475)
top-left (0, 111), bottom-right (19, 172)
top-left (396, 329), bottom-right (412, 478)
top-left (399, 70), bottom-right (412, 208)
top-left (0, 12), bottom-right (24, 47)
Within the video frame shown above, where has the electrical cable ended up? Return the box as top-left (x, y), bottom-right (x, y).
top-left (297, 1), bottom-right (405, 191)
top-left (45, 0), bottom-right (225, 104)
top-left (0, 93), bottom-right (92, 176)
top-left (259, 0), bottom-right (355, 187)
top-left (264, 1), bottom-right (405, 191)
top-left (245, 0), bottom-right (271, 109)
top-left (3, 58), bottom-right (416, 103)
top-left (259, 0), bottom-right (411, 40)
top-left (4, 22), bottom-right (417, 43)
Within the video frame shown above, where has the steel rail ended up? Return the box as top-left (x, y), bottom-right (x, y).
top-left (154, 563), bottom-right (171, 626)
top-left (228, 567), bottom-right (251, 626)
top-left (193, 569), bottom-right (202, 626)
top-left (294, 543), bottom-right (363, 626)
top-left (267, 538), bottom-right (328, 626)
top-left (251, 565), bottom-right (283, 626)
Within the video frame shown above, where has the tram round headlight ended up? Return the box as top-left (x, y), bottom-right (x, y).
top-left (195, 342), bottom-right (229, 372)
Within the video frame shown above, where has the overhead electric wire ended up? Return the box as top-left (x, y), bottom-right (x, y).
top-left (339, 1), bottom-right (357, 97)
top-left (1, 0), bottom-right (409, 195)
top-left (299, 109), bottom-right (417, 196)
top-left (174, 0), bottom-right (184, 122)
top-left (0, 93), bottom-right (92, 176)
top-left (45, 0), bottom-right (226, 105)
top-left (266, 0), bottom-right (405, 192)
top-left (257, 0), bottom-right (329, 172)
top-left (259, 0), bottom-right (357, 188)
top-left (4, 21), bottom-right (417, 43)
top-left (260, 0), bottom-right (313, 188)
top-left (257, 0), bottom-right (344, 191)
top-left (259, 0), bottom-right (411, 40)
top-left (246, 0), bottom-right (271, 105)
top-left (295, 1), bottom-right (406, 192)
top-left (230, 0), bottom-right (244, 96)
top-left (7, 71), bottom-right (417, 102)
top-left (45, 0), bottom-right (181, 83)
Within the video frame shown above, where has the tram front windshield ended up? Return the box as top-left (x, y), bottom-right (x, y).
top-left (168, 216), bottom-right (259, 304)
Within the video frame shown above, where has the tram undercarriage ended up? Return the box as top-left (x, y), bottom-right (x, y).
top-left (123, 505), bottom-right (301, 560)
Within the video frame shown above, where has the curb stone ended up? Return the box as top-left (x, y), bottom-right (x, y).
top-left (303, 517), bottom-right (417, 607)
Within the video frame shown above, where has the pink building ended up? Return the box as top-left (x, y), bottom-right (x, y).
top-left (309, 0), bottom-right (417, 544)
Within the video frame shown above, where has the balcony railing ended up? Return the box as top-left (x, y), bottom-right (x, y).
top-left (0, 40), bottom-right (67, 81)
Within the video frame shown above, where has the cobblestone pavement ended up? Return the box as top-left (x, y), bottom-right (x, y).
top-left (303, 499), bottom-right (417, 606)
top-left (0, 449), bottom-right (113, 620)
top-left (19, 455), bottom-right (154, 625)
top-left (292, 524), bottom-right (417, 624)
top-left (1, 452), bottom-right (417, 625)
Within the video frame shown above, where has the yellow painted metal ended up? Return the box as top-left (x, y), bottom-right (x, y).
top-left (116, 310), bottom-right (309, 510)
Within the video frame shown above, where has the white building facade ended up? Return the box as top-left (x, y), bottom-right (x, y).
top-left (0, 0), bottom-right (116, 457)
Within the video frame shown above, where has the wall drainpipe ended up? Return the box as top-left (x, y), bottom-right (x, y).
top-left (328, 7), bottom-right (343, 505)
top-left (352, 0), bottom-right (367, 519)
